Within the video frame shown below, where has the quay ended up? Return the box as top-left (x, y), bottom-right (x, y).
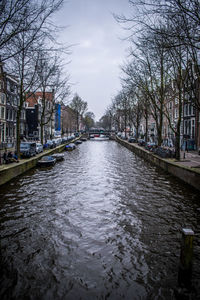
top-left (116, 136), bottom-right (200, 192)
top-left (0, 140), bottom-right (75, 187)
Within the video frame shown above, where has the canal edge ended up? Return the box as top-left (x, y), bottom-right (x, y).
top-left (115, 136), bottom-right (200, 192)
top-left (0, 139), bottom-right (79, 187)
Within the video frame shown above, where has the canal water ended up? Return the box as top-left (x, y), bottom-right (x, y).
top-left (0, 140), bottom-right (200, 299)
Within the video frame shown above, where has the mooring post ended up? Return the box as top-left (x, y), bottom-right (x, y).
top-left (178, 228), bottom-right (194, 288)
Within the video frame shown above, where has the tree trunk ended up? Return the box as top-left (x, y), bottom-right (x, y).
top-left (175, 65), bottom-right (183, 160)
top-left (158, 54), bottom-right (164, 147)
top-left (175, 131), bottom-right (180, 160)
top-left (145, 107), bottom-right (148, 143)
top-left (76, 111), bottom-right (79, 131)
top-left (41, 121), bottom-right (44, 145)
top-left (16, 108), bottom-right (21, 158)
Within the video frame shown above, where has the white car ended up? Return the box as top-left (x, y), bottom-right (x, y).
top-left (52, 138), bottom-right (62, 146)
top-left (36, 143), bottom-right (43, 154)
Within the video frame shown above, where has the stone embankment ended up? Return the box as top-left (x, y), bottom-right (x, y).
top-left (0, 141), bottom-right (73, 187)
top-left (116, 136), bottom-right (200, 192)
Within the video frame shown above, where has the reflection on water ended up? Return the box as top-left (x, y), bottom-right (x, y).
top-left (0, 140), bottom-right (200, 299)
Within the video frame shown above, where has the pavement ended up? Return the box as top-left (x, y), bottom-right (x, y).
top-left (175, 150), bottom-right (200, 169)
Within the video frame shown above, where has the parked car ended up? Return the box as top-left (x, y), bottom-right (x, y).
top-left (128, 137), bottom-right (136, 143)
top-left (20, 142), bottom-right (36, 158)
top-left (36, 143), bottom-right (43, 154)
top-left (138, 139), bottom-right (146, 146)
top-left (145, 142), bottom-right (156, 151)
top-left (61, 137), bottom-right (68, 144)
top-left (46, 140), bottom-right (56, 149)
top-left (52, 138), bottom-right (62, 146)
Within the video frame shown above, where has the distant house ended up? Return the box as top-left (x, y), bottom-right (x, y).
top-left (0, 62), bottom-right (26, 160)
top-left (61, 105), bottom-right (76, 134)
top-left (26, 91), bottom-right (55, 142)
top-left (182, 66), bottom-right (198, 150)
top-left (26, 104), bottom-right (40, 140)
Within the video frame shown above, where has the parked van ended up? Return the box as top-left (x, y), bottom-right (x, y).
top-left (36, 143), bottom-right (43, 154)
top-left (20, 142), bottom-right (36, 158)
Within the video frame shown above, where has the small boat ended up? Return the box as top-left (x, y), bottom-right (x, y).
top-left (37, 155), bottom-right (56, 167)
top-left (81, 137), bottom-right (87, 141)
top-left (75, 140), bottom-right (82, 145)
top-left (51, 153), bottom-right (64, 161)
top-left (65, 143), bottom-right (76, 151)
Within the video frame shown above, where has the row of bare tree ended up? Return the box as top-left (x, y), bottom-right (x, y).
top-left (1, 0), bottom-right (71, 155)
top-left (104, 0), bottom-right (200, 160)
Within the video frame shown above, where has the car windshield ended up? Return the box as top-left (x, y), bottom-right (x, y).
top-left (20, 144), bottom-right (29, 149)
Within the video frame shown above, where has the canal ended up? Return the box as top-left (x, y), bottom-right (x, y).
top-left (0, 140), bottom-right (200, 299)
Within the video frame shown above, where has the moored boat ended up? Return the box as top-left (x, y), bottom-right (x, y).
top-left (75, 140), bottom-right (82, 145)
top-left (37, 155), bottom-right (56, 167)
top-left (51, 153), bottom-right (64, 161)
top-left (65, 143), bottom-right (76, 151)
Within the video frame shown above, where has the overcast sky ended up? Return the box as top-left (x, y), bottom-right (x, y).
top-left (54, 0), bottom-right (132, 121)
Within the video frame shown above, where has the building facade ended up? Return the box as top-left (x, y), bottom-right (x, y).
top-left (26, 91), bottom-right (55, 142)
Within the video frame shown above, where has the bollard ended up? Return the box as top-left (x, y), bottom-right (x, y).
top-left (178, 228), bottom-right (194, 288)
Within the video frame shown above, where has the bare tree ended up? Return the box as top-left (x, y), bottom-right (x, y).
top-left (69, 94), bottom-right (88, 131)
top-left (34, 51), bottom-right (70, 144)
top-left (83, 112), bottom-right (95, 131)
top-left (4, 0), bottom-right (69, 154)
top-left (0, 0), bottom-right (64, 61)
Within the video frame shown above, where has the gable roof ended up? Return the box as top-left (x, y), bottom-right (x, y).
top-left (26, 91), bottom-right (53, 107)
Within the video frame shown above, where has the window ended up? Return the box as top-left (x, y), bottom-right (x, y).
top-left (1, 123), bottom-right (5, 141)
top-left (191, 105), bottom-right (194, 116)
top-left (191, 118), bottom-right (195, 139)
top-left (184, 104), bottom-right (189, 116)
top-left (9, 109), bottom-right (13, 120)
top-left (7, 80), bottom-right (10, 91)
top-left (175, 108), bottom-right (178, 118)
top-left (189, 104), bottom-right (191, 116)
top-left (14, 97), bottom-right (18, 106)
top-left (184, 120), bottom-right (187, 135)
top-left (1, 93), bottom-right (6, 104)
top-left (187, 120), bottom-right (191, 135)
top-left (1, 106), bottom-right (5, 119)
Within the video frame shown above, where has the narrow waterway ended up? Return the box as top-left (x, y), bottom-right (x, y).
top-left (0, 140), bottom-right (200, 299)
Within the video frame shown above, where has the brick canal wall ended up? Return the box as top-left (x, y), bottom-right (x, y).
top-left (0, 143), bottom-right (68, 187)
top-left (116, 136), bottom-right (200, 192)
